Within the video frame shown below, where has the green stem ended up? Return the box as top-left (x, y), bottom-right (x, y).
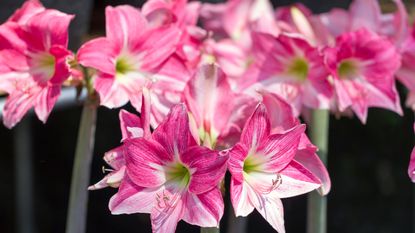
top-left (201, 227), bottom-right (220, 233)
top-left (65, 96), bottom-right (97, 233)
top-left (307, 109), bottom-right (329, 233)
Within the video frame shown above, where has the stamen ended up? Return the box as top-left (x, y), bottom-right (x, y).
top-left (101, 166), bottom-right (114, 174)
top-left (264, 173), bottom-right (283, 194)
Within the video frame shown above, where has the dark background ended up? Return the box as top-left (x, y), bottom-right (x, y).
top-left (0, 0), bottom-right (414, 232)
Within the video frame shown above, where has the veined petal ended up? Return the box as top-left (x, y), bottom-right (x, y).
top-left (295, 148), bottom-right (331, 195)
top-left (25, 9), bottom-right (74, 49)
top-left (150, 188), bottom-right (185, 233)
top-left (240, 103), bottom-right (270, 149)
top-left (275, 160), bottom-right (321, 198)
top-left (8, 0), bottom-right (45, 24)
top-left (119, 109), bottom-right (143, 141)
top-left (124, 138), bottom-right (170, 188)
top-left (34, 85), bottom-right (60, 123)
top-left (259, 125), bottom-right (305, 173)
top-left (77, 38), bottom-right (117, 75)
top-left (182, 188), bottom-right (224, 227)
top-left (228, 143), bottom-right (249, 183)
top-left (252, 191), bottom-right (285, 233)
top-left (152, 104), bottom-right (196, 157)
top-left (109, 175), bottom-right (160, 214)
top-left (105, 5), bottom-right (147, 52)
top-left (180, 146), bottom-right (227, 194)
top-left (230, 178), bottom-right (255, 217)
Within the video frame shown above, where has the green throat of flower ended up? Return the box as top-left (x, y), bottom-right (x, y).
top-left (166, 163), bottom-right (191, 187)
top-left (115, 57), bottom-right (135, 75)
top-left (243, 155), bottom-right (263, 174)
top-left (287, 57), bottom-right (309, 81)
top-left (338, 59), bottom-right (358, 79)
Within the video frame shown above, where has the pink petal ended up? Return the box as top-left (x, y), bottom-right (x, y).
top-left (276, 160), bottom-right (321, 198)
top-left (25, 9), bottom-right (74, 49)
top-left (109, 176), bottom-right (160, 214)
top-left (180, 146), bottom-right (227, 194)
top-left (240, 103), bottom-right (270, 149)
top-left (228, 143), bottom-right (249, 183)
top-left (103, 145), bottom-right (126, 170)
top-left (259, 124), bottom-right (306, 173)
top-left (119, 110), bottom-right (143, 141)
top-left (34, 85), bottom-right (60, 123)
top-left (409, 124), bottom-right (415, 182)
top-left (3, 84), bottom-right (39, 128)
top-left (294, 148), bottom-right (331, 195)
top-left (8, 0), bottom-right (45, 24)
top-left (152, 104), bottom-right (197, 157)
top-left (230, 178), bottom-right (255, 217)
top-left (141, 87), bottom-right (152, 138)
top-left (124, 138), bottom-right (171, 188)
top-left (182, 188), bottom-right (224, 227)
top-left (349, 0), bottom-right (381, 32)
top-left (251, 191), bottom-right (285, 233)
top-left (77, 38), bottom-right (117, 75)
top-left (150, 189), bottom-right (185, 233)
top-left (105, 5), bottom-right (147, 52)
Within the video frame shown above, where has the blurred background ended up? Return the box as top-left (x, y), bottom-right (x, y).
top-left (1, 0), bottom-right (415, 232)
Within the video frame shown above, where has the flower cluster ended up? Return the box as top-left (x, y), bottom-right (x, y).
top-left (2, 0), bottom-right (415, 232)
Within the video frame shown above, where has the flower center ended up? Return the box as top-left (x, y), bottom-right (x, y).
top-left (337, 59), bottom-right (358, 79)
top-left (115, 56), bottom-right (136, 75)
top-left (287, 57), bottom-right (309, 81)
top-left (166, 163), bottom-right (191, 187)
top-left (243, 154), bottom-right (264, 174)
top-left (30, 52), bottom-right (56, 82)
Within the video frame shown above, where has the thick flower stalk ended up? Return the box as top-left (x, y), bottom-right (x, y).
top-left (109, 104), bottom-right (228, 233)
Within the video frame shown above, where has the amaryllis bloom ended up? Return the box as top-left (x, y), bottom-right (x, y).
top-left (183, 64), bottom-right (256, 148)
top-left (89, 90), bottom-right (151, 190)
top-left (77, 5), bottom-right (182, 110)
top-left (109, 104), bottom-right (228, 233)
top-left (318, 0), bottom-right (408, 45)
top-left (325, 28), bottom-right (402, 123)
top-left (228, 103), bottom-right (322, 232)
top-left (241, 32), bottom-right (332, 116)
top-left (260, 90), bottom-right (331, 195)
top-left (0, 2), bottom-right (74, 128)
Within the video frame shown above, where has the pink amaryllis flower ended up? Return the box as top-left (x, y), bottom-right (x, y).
top-left (109, 104), bottom-right (228, 233)
top-left (240, 32), bottom-right (332, 116)
top-left (89, 90), bottom-right (151, 190)
top-left (260, 90), bottom-right (331, 195)
top-left (325, 28), bottom-right (402, 123)
top-left (228, 103), bottom-right (322, 232)
top-left (0, 2), bottom-right (74, 128)
top-left (77, 5), bottom-right (182, 110)
top-left (183, 64), bottom-right (255, 149)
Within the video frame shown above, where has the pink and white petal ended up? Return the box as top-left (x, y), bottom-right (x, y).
top-left (228, 143), bottom-right (249, 183)
top-left (150, 191), bottom-right (184, 233)
top-left (77, 38), bottom-right (117, 75)
top-left (259, 90), bottom-right (298, 134)
top-left (294, 148), bottom-right (331, 195)
top-left (105, 5), bottom-right (147, 52)
top-left (132, 26), bottom-right (181, 71)
top-left (3, 87), bottom-right (39, 129)
top-left (152, 104), bottom-right (197, 156)
top-left (259, 125), bottom-right (305, 173)
top-left (34, 85), bottom-right (60, 123)
top-left (252, 191), bottom-right (285, 233)
top-left (230, 178), bottom-right (255, 217)
top-left (88, 166), bottom-right (125, 190)
top-left (124, 138), bottom-right (170, 188)
top-left (94, 74), bottom-right (130, 109)
top-left (109, 176), bottom-right (160, 214)
top-left (141, 87), bottom-right (152, 138)
top-left (275, 160), bottom-right (321, 198)
top-left (119, 109), bottom-right (143, 141)
top-left (181, 146), bottom-right (227, 194)
top-left (349, 0), bottom-right (381, 32)
top-left (25, 9), bottom-right (74, 49)
top-left (8, 0), bottom-right (45, 24)
top-left (0, 49), bottom-right (29, 71)
top-left (366, 82), bottom-right (403, 116)
top-left (182, 188), bottom-right (224, 227)
top-left (240, 103), bottom-right (270, 149)
top-left (104, 145), bottom-right (126, 170)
